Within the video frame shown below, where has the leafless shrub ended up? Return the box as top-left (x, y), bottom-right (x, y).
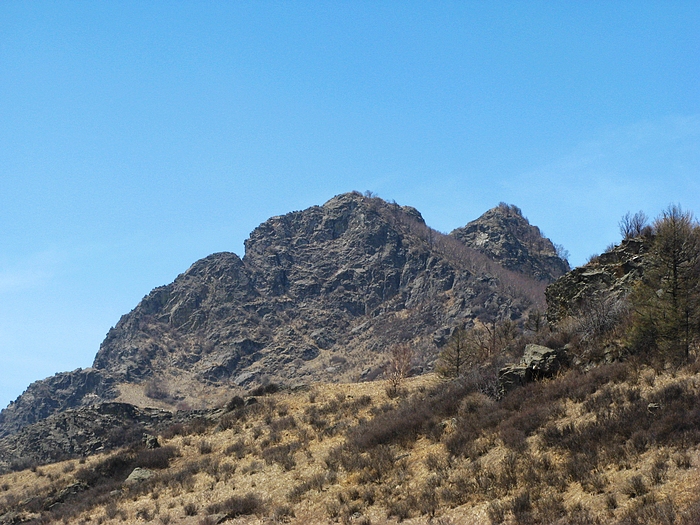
top-left (249, 383), bottom-right (280, 396)
top-left (386, 343), bottom-right (413, 398)
top-left (510, 490), bottom-right (532, 524)
top-left (487, 500), bottom-right (506, 524)
top-left (198, 440), bottom-right (212, 454)
top-left (105, 502), bottom-right (120, 519)
top-left (673, 450), bottom-right (692, 469)
top-left (619, 496), bottom-right (677, 525)
top-left (535, 493), bottom-right (566, 523)
top-left (287, 471), bottom-right (336, 502)
top-left (144, 379), bottom-right (170, 401)
top-left (387, 498), bottom-right (412, 522)
top-left (649, 452), bottom-right (669, 484)
top-left (136, 506), bottom-right (153, 521)
top-left (573, 293), bottom-right (630, 351)
top-left (269, 415), bottom-right (296, 432)
top-left (161, 423), bottom-right (186, 439)
top-left (183, 502), bottom-right (198, 516)
top-left (625, 474), bottom-right (648, 498)
top-left (261, 443), bottom-right (298, 470)
top-left (620, 211), bottom-right (649, 240)
top-left (205, 493), bottom-right (261, 517)
top-left (566, 503), bottom-right (599, 525)
top-left (186, 418), bottom-right (211, 435)
top-left (224, 438), bottom-right (248, 459)
top-left (272, 504), bottom-right (294, 522)
top-left (225, 395), bottom-right (244, 411)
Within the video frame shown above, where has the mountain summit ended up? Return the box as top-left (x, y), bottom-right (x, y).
top-left (450, 202), bottom-right (569, 282)
top-left (0, 193), bottom-right (566, 438)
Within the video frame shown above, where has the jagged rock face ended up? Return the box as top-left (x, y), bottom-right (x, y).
top-left (0, 368), bottom-right (117, 439)
top-left (91, 193), bottom-right (525, 387)
top-left (450, 203), bottom-right (569, 282)
top-left (545, 238), bottom-right (651, 324)
top-left (0, 403), bottom-right (173, 471)
top-left (1, 193), bottom-right (552, 437)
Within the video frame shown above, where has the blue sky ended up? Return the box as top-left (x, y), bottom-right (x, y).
top-left (1, 2), bottom-right (698, 409)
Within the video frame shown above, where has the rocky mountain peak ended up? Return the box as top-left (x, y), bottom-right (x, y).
top-left (1, 193), bottom-right (549, 439)
top-left (450, 202), bottom-right (569, 282)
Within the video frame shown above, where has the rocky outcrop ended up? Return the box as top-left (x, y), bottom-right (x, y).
top-left (450, 203), bottom-right (569, 282)
top-left (0, 368), bottom-right (118, 439)
top-left (0, 402), bottom-right (173, 472)
top-left (2, 193), bottom-right (563, 437)
top-left (545, 238), bottom-right (651, 324)
top-left (498, 344), bottom-right (567, 395)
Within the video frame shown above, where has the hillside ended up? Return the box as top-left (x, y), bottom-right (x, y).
top-left (0, 193), bottom-right (561, 438)
top-left (2, 202), bottom-right (700, 524)
top-left (2, 366), bottom-right (700, 525)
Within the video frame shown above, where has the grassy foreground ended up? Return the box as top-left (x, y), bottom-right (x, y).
top-left (2, 363), bottom-right (700, 525)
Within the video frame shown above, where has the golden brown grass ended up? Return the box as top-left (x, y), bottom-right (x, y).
top-left (2, 368), bottom-right (700, 525)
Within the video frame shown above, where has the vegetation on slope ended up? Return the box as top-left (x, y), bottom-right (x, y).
top-left (2, 205), bottom-right (700, 525)
top-left (2, 355), bottom-right (700, 524)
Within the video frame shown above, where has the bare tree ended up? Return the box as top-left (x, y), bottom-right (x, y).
top-left (619, 211), bottom-right (649, 240)
top-left (386, 343), bottom-right (413, 397)
top-left (554, 243), bottom-right (570, 263)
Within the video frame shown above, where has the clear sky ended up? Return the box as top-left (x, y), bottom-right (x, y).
top-left (1, 2), bottom-right (698, 409)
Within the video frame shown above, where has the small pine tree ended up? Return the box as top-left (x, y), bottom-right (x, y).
top-left (630, 205), bottom-right (700, 363)
top-left (437, 326), bottom-right (472, 378)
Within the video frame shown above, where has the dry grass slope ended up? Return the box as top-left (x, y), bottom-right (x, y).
top-left (2, 365), bottom-right (700, 525)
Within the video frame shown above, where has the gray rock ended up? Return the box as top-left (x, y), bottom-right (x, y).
top-left (300, 347), bottom-right (320, 361)
top-left (521, 344), bottom-right (565, 375)
top-left (545, 238), bottom-right (651, 324)
top-left (55, 481), bottom-right (88, 502)
top-left (0, 368), bottom-right (118, 439)
top-left (233, 372), bottom-right (255, 386)
top-left (144, 434), bottom-right (160, 449)
top-left (0, 403), bottom-right (173, 472)
top-left (450, 203), bottom-right (570, 282)
top-left (498, 344), bottom-right (567, 395)
top-left (124, 467), bottom-right (154, 485)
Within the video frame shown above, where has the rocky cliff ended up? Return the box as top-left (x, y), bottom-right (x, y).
top-left (0, 403), bottom-right (174, 472)
top-left (1, 193), bottom-right (567, 439)
top-left (0, 369), bottom-right (118, 439)
top-left (450, 203), bottom-right (569, 282)
top-left (545, 237), bottom-right (651, 324)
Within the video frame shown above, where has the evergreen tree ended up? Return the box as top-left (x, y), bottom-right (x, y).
top-left (630, 205), bottom-right (700, 363)
top-left (436, 326), bottom-right (469, 378)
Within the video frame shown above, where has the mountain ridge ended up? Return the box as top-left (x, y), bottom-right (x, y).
top-left (0, 192), bottom-right (565, 439)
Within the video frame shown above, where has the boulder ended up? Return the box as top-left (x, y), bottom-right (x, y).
top-left (124, 467), bottom-right (154, 485)
top-left (498, 344), bottom-right (567, 395)
top-left (144, 434), bottom-right (160, 449)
